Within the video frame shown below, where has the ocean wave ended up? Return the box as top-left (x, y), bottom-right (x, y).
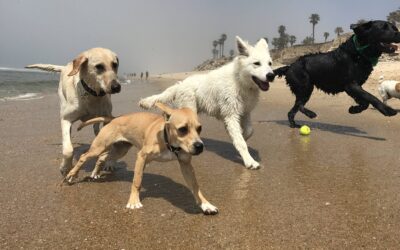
top-left (1, 93), bottom-right (44, 101)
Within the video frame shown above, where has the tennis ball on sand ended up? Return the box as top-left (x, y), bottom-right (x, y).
top-left (299, 125), bottom-right (311, 135)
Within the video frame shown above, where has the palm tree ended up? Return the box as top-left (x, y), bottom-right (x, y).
top-left (212, 40), bottom-right (218, 59)
top-left (229, 49), bottom-right (234, 58)
top-left (302, 36), bottom-right (314, 45)
top-left (220, 33), bottom-right (227, 57)
top-left (278, 25), bottom-right (286, 36)
top-left (271, 38), bottom-right (280, 49)
top-left (334, 27), bottom-right (344, 37)
top-left (323, 32), bottom-right (329, 42)
top-left (309, 13), bottom-right (320, 43)
top-left (387, 8), bottom-right (400, 25)
top-left (357, 19), bottom-right (367, 24)
top-left (218, 38), bottom-right (223, 58)
top-left (289, 35), bottom-right (296, 46)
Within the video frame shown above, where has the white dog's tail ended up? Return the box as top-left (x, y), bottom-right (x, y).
top-left (25, 64), bottom-right (65, 73)
top-left (77, 117), bottom-right (114, 131)
top-left (139, 83), bottom-right (181, 109)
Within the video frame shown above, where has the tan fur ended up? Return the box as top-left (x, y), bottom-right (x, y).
top-left (64, 103), bottom-right (218, 215)
top-left (395, 83), bottom-right (400, 93)
top-left (25, 48), bottom-right (120, 176)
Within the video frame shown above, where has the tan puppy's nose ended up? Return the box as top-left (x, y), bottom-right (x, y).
top-left (192, 141), bottom-right (204, 155)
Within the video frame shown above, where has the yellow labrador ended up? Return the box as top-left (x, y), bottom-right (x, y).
top-left (26, 48), bottom-right (121, 176)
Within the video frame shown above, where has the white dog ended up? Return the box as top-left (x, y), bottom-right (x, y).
top-left (139, 36), bottom-right (275, 169)
top-left (378, 76), bottom-right (400, 104)
top-left (26, 48), bottom-right (121, 176)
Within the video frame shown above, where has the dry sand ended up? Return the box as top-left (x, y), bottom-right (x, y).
top-left (1, 62), bottom-right (400, 249)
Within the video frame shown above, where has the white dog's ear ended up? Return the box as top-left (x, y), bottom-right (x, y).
top-left (68, 54), bottom-right (88, 76)
top-left (155, 102), bottom-right (173, 121)
top-left (256, 38), bottom-right (269, 50)
top-left (236, 36), bottom-right (249, 56)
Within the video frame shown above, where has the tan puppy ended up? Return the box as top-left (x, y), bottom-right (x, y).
top-left (64, 103), bottom-right (218, 215)
top-left (26, 48), bottom-right (121, 176)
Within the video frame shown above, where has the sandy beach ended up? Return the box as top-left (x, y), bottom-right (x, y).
top-left (1, 62), bottom-right (400, 249)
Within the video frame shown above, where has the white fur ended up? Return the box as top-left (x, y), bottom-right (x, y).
top-left (378, 77), bottom-right (400, 104)
top-left (139, 36), bottom-right (274, 169)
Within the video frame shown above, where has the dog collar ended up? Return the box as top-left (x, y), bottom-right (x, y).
top-left (80, 79), bottom-right (106, 97)
top-left (352, 35), bottom-right (379, 66)
top-left (163, 125), bottom-right (180, 157)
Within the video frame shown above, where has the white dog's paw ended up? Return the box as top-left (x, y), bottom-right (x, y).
top-left (138, 98), bottom-right (153, 109)
top-left (245, 160), bottom-right (260, 170)
top-left (200, 203), bottom-right (219, 215)
top-left (126, 201), bottom-right (143, 210)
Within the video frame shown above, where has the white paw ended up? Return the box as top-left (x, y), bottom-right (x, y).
top-left (139, 99), bottom-right (153, 109)
top-left (245, 160), bottom-right (260, 170)
top-left (66, 175), bottom-right (76, 183)
top-left (90, 172), bottom-right (101, 179)
top-left (126, 201), bottom-right (143, 210)
top-left (200, 203), bottom-right (219, 215)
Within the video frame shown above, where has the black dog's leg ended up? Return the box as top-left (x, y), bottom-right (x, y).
top-left (288, 102), bottom-right (301, 128)
top-left (344, 83), bottom-right (397, 116)
top-left (288, 86), bottom-right (315, 128)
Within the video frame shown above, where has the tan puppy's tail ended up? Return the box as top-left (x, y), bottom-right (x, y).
top-left (77, 117), bottom-right (114, 131)
top-left (25, 64), bottom-right (65, 73)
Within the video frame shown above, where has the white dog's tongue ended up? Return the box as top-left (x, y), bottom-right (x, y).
top-left (259, 81), bottom-right (270, 91)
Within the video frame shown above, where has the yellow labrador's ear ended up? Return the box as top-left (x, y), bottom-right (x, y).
top-left (68, 54), bottom-right (88, 76)
top-left (155, 102), bottom-right (173, 120)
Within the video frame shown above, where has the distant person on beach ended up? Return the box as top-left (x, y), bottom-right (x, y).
top-left (140, 72), bottom-right (143, 80)
top-left (146, 71), bottom-right (149, 80)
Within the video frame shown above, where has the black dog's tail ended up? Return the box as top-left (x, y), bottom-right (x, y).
top-left (273, 66), bottom-right (289, 77)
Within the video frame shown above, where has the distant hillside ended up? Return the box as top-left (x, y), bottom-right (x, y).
top-left (195, 32), bottom-right (400, 71)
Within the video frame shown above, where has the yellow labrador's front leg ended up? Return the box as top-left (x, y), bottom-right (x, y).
top-left (178, 155), bottom-right (218, 215)
top-left (126, 151), bottom-right (147, 209)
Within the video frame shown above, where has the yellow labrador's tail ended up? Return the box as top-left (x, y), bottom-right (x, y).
top-left (25, 64), bottom-right (65, 73)
top-left (77, 117), bottom-right (114, 131)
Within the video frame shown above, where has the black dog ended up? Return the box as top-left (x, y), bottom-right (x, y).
top-left (274, 20), bottom-right (400, 128)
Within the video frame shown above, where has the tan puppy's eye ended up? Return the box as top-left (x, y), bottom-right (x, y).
top-left (95, 64), bottom-right (105, 73)
top-left (196, 126), bottom-right (202, 134)
top-left (178, 126), bottom-right (188, 135)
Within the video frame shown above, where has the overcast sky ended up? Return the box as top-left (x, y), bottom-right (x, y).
top-left (0, 0), bottom-right (399, 74)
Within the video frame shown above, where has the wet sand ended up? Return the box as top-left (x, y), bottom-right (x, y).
top-left (1, 69), bottom-right (400, 249)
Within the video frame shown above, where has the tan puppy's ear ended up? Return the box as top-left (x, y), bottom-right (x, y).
top-left (155, 102), bottom-right (173, 120)
top-left (68, 54), bottom-right (88, 76)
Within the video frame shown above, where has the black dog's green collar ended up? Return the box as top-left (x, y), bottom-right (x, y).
top-left (352, 35), bottom-right (378, 66)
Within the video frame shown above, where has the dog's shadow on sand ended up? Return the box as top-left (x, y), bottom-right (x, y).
top-left (262, 120), bottom-right (386, 141)
top-left (70, 144), bottom-right (202, 214)
top-left (202, 137), bottom-right (260, 164)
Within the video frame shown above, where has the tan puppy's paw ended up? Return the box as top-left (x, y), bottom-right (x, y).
top-left (126, 199), bottom-right (143, 209)
top-left (200, 203), bottom-right (219, 215)
top-left (90, 172), bottom-right (101, 179)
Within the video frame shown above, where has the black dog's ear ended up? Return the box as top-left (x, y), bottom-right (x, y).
top-left (350, 21), bottom-right (373, 31)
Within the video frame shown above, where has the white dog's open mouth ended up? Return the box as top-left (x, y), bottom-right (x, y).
top-left (252, 76), bottom-right (270, 91)
top-left (380, 42), bottom-right (398, 53)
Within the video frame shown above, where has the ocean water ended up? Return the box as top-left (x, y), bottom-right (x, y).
top-left (0, 68), bottom-right (59, 101)
top-left (0, 68), bottom-right (131, 101)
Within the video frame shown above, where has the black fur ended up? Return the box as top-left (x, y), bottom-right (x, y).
top-left (273, 20), bottom-right (400, 128)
